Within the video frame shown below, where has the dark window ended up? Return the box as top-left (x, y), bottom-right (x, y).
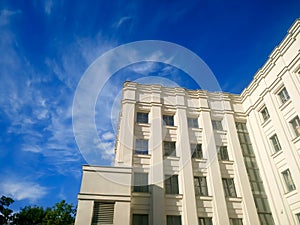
top-left (191, 144), bottom-right (203, 159)
top-left (218, 146), bottom-right (229, 161)
top-left (163, 115), bottom-right (174, 126)
top-left (165, 175), bottom-right (179, 194)
top-left (92, 202), bottom-right (114, 225)
top-left (164, 141), bottom-right (176, 156)
top-left (222, 178), bottom-right (237, 197)
top-left (229, 218), bottom-right (243, 225)
top-left (290, 116), bottom-right (300, 137)
top-left (199, 217), bottom-right (213, 225)
top-left (282, 169), bottom-right (296, 192)
top-left (132, 214), bottom-right (148, 225)
top-left (135, 139), bottom-right (148, 155)
top-left (166, 215), bottom-right (182, 225)
top-left (270, 134), bottom-right (281, 153)
top-left (278, 87), bottom-right (290, 104)
top-left (194, 176), bottom-right (208, 196)
top-left (188, 118), bottom-right (198, 128)
top-left (212, 120), bottom-right (223, 130)
top-left (133, 173), bottom-right (148, 192)
top-left (137, 112), bottom-right (148, 124)
top-left (261, 107), bottom-right (270, 122)
top-left (296, 213), bottom-right (300, 223)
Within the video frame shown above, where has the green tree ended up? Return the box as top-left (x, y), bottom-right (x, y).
top-left (13, 206), bottom-right (46, 225)
top-left (42, 200), bottom-right (75, 225)
top-left (0, 195), bottom-right (14, 225)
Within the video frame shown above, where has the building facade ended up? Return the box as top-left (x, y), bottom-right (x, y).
top-left (75, 19), bottom-right (300, 225)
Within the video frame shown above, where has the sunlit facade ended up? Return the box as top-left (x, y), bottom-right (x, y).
top-left (75, 19), bottom-right (300, 225)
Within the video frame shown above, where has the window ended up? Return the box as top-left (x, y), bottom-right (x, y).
top-left (296, 213), bottom-right (300, 223)
top-left (165, 175), bottom-right (179, 194)
top-left (92, 202), bottom-right (114, 225)
top-left (188, 117), bottom-right (198, 128)
top-left (194, 176), bottom-right (208, 196)
top-left (290, 116), bottom-right (300, 137)
top-left (163, 115), bottom-right (174, 126)
top-left (133, 173), bottom-right (148, 192)
top-left (261, 107), bottom-right (270, 122)
top-left (199, 217), bottom-right (213, 225)
top-left (167, 215), bottom-right (182, 225)
top-left (222, 178), bottom-right (237, 197)
top-left (212, 120), bottom-right (223, 130)
top-left (137, 112), bottom-right (148, 124)
top-left (218, 146), bottom-right (229, 161)
top-left (282, 169), bottom-right (296, 192)
top-left (278, 87), bottom-right (290, 104)
top-left (135, 139), bottom-right (148, 155)
top-left (164, 141), bottom-right (176, 156)
top-left (270, 134), bottom-right (281, 153)
top-left (191, 144), bottom-right (203, 159)
top-left (132, 214), bottom-right (148, 225)
top-left (230, 218), bottom-right (243, 225)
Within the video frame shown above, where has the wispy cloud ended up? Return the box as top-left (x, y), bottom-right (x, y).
top-left (0, 178), bottom-right (48, 203)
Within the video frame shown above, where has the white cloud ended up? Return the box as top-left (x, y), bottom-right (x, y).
top-left (0, 179), bottom-right (48, 203)
top-left (44, 0), bottom-right (54, 15)
top-left (113, 16), bottom-right (132, 29)
top-left (102, 132), bottom-right (115, 141)
top-left (0, 9), bottom-right (21, 26)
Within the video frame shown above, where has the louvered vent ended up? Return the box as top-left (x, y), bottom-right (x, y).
top-left (92, 202), bottom-right (115, 225)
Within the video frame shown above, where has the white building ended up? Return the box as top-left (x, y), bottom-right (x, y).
top-left (75, 19), bottom-right (300, 225)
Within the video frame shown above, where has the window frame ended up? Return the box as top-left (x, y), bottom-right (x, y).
top-left (163, 115), bottom-right (174, 126)
top-left (166, 215), bottom-right (182, 225)
top-left (133, 172), bottom-right (149, 193)
top-left (212, 120), bottom-right (223, 131)
top-left (260, 107), bottom-right (270, 122)
top-left (187, 117), bottom-right (199, 128)
top-left (278, 87), bottom-right (290, 105)
top-left (194, 176), bottom-right (208, 196)
top-left (136, 112), bottom-right (149, 124)
top-left (164, 141), bottom-right (176, 156)
top-left (282, 169), bottom-right (296, 192)
top-left (289, 116), bottom-right (300, 137)
top-left (270, 134), bottom-right (281, 153)
top-left (132, 214), bottom-right (149, 225)
top-left (165, 175), bottom-right (179, 194)
top-left (191, 143), bottom-right (203, 159)
top-left (135, 139), bottom-right (149, 155)
top-left (222, 178), bottom-right (237, 197)
top-left (229, 218), bottom-right (243, 225)
top-left (199, 217), bottom-right (213, 225)
top-left (218, 146), bottom-right (229, 161)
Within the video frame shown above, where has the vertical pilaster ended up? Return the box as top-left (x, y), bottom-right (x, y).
top-left (200, 110), bottom-right (230, 225)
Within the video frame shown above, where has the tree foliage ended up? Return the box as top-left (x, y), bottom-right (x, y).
top-left (0, 196), bottom-right (76, 225)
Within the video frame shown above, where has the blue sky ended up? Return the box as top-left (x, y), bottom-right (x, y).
top-left (0, 0), bottom-right (299, 210)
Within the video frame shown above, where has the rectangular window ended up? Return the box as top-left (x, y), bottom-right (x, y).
top-left (222, 178), bottom-right (237, 197)
top-left (278, 87), bottom-right (290, 104)
top-left (137, 112), bottom-right (148, 124)
top-left (191, 144), bottom-right (203, 159)
top-left (132, 214), bottom-right (148, 225)
top-left (165, 175), bottom-right (179, 194)
top-left (270, 134), bottom-right (281, 153)
top-left (290, 116), bottom-right (300, 137)
top-left (164, 141), bottom-right (176, 156)
top-left (188, 117), bottom-right (198, 128)
top-left (296, 213), bottom-right (300, 223)
top-left (194, 176), bottom-right (208, 196)
top-left (212, 120), bottom-right (223, 130)
top-left (92, 202), bottom-right (114, 225)
top-left (163, 115), bottom-right (174, 126)
top-left (199, 217), bottom-right (213, 225)
top-left (166, 215), bottom-right (182, 225)
top-left (218, 146), bottom-right (229, 161)
top-left (261, 107), bottom-right (270, 122)
top-left (230, 218), bottom-right (243, 225)
top-left (133, 173), bottom-right (148, 192)
top-left (282, 169), bottom-right (296, 192)
top-left (135, 139), bottom-right (148, 155)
